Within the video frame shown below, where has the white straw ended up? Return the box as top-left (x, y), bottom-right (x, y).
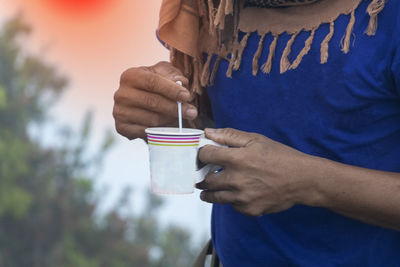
top-left (176, 81), bottom-right (183, 132)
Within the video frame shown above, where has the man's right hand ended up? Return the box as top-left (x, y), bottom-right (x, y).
top-left (113, 61), bottom-right (198, 139)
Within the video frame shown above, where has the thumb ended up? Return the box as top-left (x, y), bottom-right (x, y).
top-left (151, 61), bottom-right (189, 89)
top-left (205, 128), bottom-right (255, 148)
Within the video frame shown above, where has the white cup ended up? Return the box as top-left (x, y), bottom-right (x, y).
top-left (145, 127), bottom-right (222, 194)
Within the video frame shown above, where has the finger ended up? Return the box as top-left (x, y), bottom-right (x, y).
top-left (113, 106), bottom-right (175, 127)
top-left (198, 145), bottom-right (236, 166)
top-left (200, 190), bottom-right (236, 204)
top-left (196, 171), bottom-right (235, 191)
top-left (205, 128), bottom-right (257, 148)
top-left (115, 122), bottom-right (147, 140)
top-left (152, 61), bottom-right (189, 88)
top-left (115, 89), bottom-right (198, 120)
top-left (120, 67), bottom-right (191, 102)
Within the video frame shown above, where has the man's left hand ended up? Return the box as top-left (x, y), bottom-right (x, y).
top-left (196, 128), bottom-right (319, 216)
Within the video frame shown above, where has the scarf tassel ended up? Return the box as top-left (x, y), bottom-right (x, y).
top-left (200, 54), bottom-right (212, 87)
top-left (233, 32), bottom-right (250, 71)
top-left (207, 0), bottom-right (215, 35)
top-left (192, 58), bottom-right (202, 95)
top-left (214, 0), bottom-right (234, 30)
top-left (341, 9), bottom-right (356, 54)
top-left (252, 34), bottom-right (266, 76)
top-left (291, 29), bottom-right (316, 70)
top-left (261, 35), bottom-right (278, 74)
top-left (210, 56), bottom-right (222, 85)
top-left (214, 0), bottom-right (226, 30)
top-left (320, 21), bottom-right (335, 64)
top-left (280, 33), bottom-right (298, 74)
top-left (366, 0), bottom-right (385, 36)
top-left (184, 54), bottom-right (192, 77)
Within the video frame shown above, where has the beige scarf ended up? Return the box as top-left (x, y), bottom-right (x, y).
top-left (158, 0), bottom-right (386, 126)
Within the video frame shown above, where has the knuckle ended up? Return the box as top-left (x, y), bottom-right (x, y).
top-left (112, 105), bottom-right (119, 119)
top-left (235, 193), bottom-right (248, 205)
top-left (115, 124), bottom-right (137, 140)
top-left (224, 152), bottom-right (240, 165)
top-left (112, 106), bottom-right (129, 121)
top-left (115, 123), bottom-right (125, 136)
top-left (208, 146), bottom-right (220, 160)
top-left (251, 133), bottom-right (264, 141)
top-left (120, 67), bottom-right (136, 84)
top-left (154, 61), bottom-right (171, 70)
top-left (113, 89), bottom-right (123, 103)
top-left (228, 178), bottom-right (241, 191)
top-left (144, 95), bottom-right (160, 110)
top-left (214, 192), bottom-right (224, 203)
top-left (147, 72), bottom-right (160, 91)
top-left (221, 128), bottom-right (238, 140)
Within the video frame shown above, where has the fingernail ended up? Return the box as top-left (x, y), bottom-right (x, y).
top-left (205, 128), bottom-right (216, 134)
top-left (173, 76), bottom-right (185, 82)
top-left (186, 108), bottom-right (197, 118)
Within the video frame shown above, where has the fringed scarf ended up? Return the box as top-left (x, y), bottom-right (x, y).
top-left (158, 0), bottom-right (386, 127)
top-left (245, 0), bottom-right (322, 8)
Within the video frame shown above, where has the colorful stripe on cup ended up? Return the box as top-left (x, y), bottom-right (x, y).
top-left (147, 134), bottom-right (200, 147)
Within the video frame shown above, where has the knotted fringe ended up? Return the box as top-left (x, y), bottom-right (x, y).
top-left (170, 47), bottom-right (177, 66)
top-left (226, 51), bottom-right (237, 77)
top-left (341, 10), bottom-right (356, 54)
top-left (261, 35), bottom-right (278, 74)
top-left (184, 54), bottom-right (192, 77)
top-left (214, 0), bottom-right (226, 30)
top-left (365, 0), bottom-right (385, 36)
top-left (291, 29), bottom-right (316, 70)
top-left (320, 21), bottom-right (335, 64)
top-left (252, 34), bottom-right (266, 76)
top-left (201, 54), bottom-right (212, 87)
top-left (213, 0), bottom-right (235, 31)
top-left (207, 0), bottom-right (215, 35)
top-left (280, 33), bottom-right (298, 74)
top-left (198, 0), bottom-right (207, 18)
top-left (193, 58), bottom-right (202, 95)
top-left (198, 0), bottom-right (209, 28)
top-left (233, 32), bottom-right (250, 71)
top-left (226, 34), bottom-right (239, 78)
top-left (210, 56), bottom-right (221, 85)
top-left (225, 0), bottom-right (234, 15)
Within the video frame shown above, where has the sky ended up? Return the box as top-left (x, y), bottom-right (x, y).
top-left (0, 0), bottom-right (211, 245)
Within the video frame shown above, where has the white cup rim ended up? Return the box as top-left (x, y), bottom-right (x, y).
top-left (145, 127), bottom-right (204, 136)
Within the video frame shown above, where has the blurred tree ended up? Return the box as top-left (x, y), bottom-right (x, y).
top-left (0, 16), bottom-right (198, 267)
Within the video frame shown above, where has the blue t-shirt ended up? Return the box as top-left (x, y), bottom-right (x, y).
top-left (206, 1), bottom-right (400, 266)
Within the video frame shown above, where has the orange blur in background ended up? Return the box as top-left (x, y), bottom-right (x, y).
top-left (3, 0), bottom-right (167, 111)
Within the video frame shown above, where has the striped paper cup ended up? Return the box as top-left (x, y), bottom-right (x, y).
top-left (145, 127), bottom-right (204, 194)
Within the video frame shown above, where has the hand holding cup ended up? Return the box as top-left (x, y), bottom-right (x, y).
top-left (113, 61), bottom-right (198, 139)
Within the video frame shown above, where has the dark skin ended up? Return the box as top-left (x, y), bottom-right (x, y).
top-left (114, 61), bottom-right (400, 231)
top-left (113, 61), bottom-right (197, 139)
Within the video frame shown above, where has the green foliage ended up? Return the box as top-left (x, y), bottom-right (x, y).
top-left (0, 15), bottom-right (198, 267)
